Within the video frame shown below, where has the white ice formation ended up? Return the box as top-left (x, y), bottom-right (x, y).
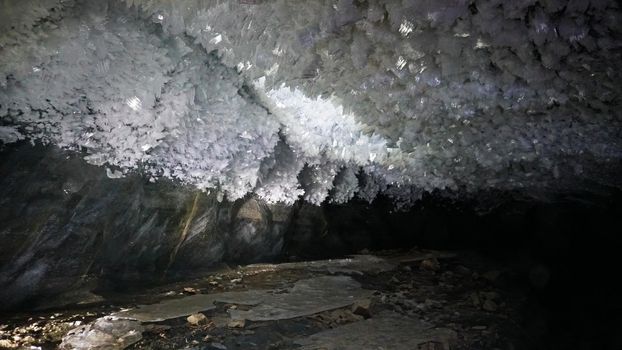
top-left (1, 0), bottom-right (621, 206)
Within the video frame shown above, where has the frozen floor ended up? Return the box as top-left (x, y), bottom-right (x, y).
top-left (0, 250), bottom-right (524, 350)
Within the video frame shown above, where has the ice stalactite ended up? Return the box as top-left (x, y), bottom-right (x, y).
top-left (1, 0), bottom-right (621, 206)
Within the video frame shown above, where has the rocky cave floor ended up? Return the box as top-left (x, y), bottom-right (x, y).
top-left (0, 249), bottom-right (527, 350)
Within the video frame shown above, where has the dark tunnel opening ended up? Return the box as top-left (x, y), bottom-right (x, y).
top-left (285, 190), bottom-right (622, 349)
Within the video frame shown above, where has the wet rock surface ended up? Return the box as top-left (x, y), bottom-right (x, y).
top-left (295, 310), bottom-right (457, 350)
top-left (59, 317), bottom-right (144, 350)
top-left (0, 143), bottom-right (442, 311)
top-left (0, 250), bottom-right (524, 350)
top-left (0, 143), bottom-right (292, 310)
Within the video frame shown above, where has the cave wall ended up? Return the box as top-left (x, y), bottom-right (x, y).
top-left (0, 142), bottom-right (293, 309)
top-left (2, 142), bottom-right (622, 313)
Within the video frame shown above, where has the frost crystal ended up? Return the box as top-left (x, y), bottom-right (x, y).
top-left (1, 0), bottom-right (621, 206)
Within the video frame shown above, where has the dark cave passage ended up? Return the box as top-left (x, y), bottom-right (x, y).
top-left (290, 190), bottom-right (622, 350)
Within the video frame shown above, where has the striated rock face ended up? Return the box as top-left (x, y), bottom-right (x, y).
top-left (0, 142), bottom-right (291, 310)
top-left (227, 199), bottom-right (290, 263)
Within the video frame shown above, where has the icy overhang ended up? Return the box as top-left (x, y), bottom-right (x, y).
top-left (1, 0), bottom-right (621, 206)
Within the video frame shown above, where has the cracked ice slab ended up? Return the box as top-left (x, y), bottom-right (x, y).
top-left (246, 254), bottom-right (396, 275)
top-left (115, 275), bottom-right (373, 323)
top-left (295, 310), bottom-right (458, 350)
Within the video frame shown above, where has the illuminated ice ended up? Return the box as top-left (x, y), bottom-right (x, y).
top-left (1, 0), bottom-right (621, 206)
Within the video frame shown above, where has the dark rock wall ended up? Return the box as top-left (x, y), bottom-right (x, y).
top-left (2, 142), bottom-right (622, 316)
top-left (0, 142), bottom-right (292, 310)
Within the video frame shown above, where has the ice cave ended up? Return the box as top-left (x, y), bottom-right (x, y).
top-left (1, 0), bottom-right (621, 349)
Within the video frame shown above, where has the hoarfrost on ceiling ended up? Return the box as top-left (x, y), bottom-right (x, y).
top-left (1, 0), bottom-right (621, 206)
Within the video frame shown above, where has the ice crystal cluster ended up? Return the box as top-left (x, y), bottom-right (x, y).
top-left (1, 0), bottom-right (621, 206)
